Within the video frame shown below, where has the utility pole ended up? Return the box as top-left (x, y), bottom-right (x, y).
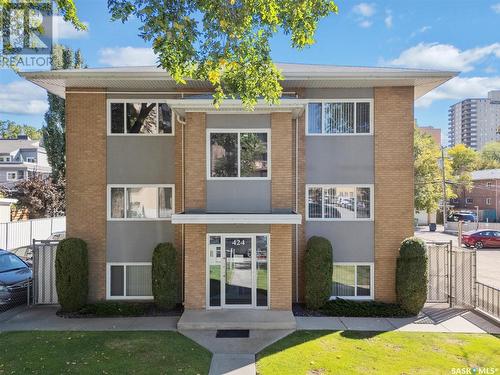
top-left (441, 146), bottom-right (448, 228)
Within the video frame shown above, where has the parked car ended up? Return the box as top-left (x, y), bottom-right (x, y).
top-left (448, 212), bottom-right (476, 222)
top-left (461, 230), bottom-right (500, 249)
top-left (0, 249), bottom-right (32, 305)
top-left (47, 231), bottom-right (66, 241)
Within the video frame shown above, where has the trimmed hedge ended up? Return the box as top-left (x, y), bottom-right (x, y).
top-left (152, 242), bottom-right (178, 310)
top-left (305, 236), bottom-right (333, 310)
top-left (396, 237), bottom-right (428, 315)
top-left (55, 238), bottom-right (88, 312)
top-left (319, 299), bottom-right (412, 318)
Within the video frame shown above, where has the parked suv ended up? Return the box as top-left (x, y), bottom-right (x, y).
top-left (447, 212), bottom-right (476, 222)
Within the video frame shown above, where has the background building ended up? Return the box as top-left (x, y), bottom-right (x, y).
top-left (450, 169), bottom-right (500, 222)
top-left (448, 90), bottom-right (500, 150)
top-left (0, 136), bottom-right (52, 190)
top-left (418, 125), bottom-right (442, 145)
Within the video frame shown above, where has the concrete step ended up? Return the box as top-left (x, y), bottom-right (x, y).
top-left (177, 309), bottom-right (297, 330)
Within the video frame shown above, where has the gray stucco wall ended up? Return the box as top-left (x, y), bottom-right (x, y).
top-left (107, 137), bottom-right (176, 184)
top-left (304, 87), bottom-right (375, 263)
top-left (207, 224), bottom-right (270, 233)
top-left (107, 222), bottom-right (175, 262)
top-left (306, 136), bottom-right (374, 184)
top-left (306, 222), bottom-right (374, 262)
top-left (206, 114), bottom-right (271, 213)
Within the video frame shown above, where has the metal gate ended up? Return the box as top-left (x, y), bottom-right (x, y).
top-left (30, 240), bottom-right (59, 305)
top-left (426, 241), bottom-right (477, 308)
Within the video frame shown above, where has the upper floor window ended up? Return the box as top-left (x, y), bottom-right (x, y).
top-left (0, 156), bottom-right (11, 162)
top-left (108, 100), bottom-right (174, 135)
top-left (466, 197), bottom-right (473, 204)
top-left (26, 157), bottom-right (36, 163)
top-left (108, 184), bottom-right (174, 220)
top-left (306, 185), bottom-right (373, 221)
top-left (307, 100), bottom-right (372, 135)
top-left (208, 129), bottom-right (270, 179)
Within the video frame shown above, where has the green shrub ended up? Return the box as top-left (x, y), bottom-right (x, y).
top-left (319, 299), bottom-right (412, 318)
top-left (55, 238), bottom-right (88, 312)
top-left (396, 237), bottom-right (428, 315)
top-left (78, 302), bottom-right (149, 317)
top-left (152, 242), bottom-right (178, 309)
top-left (304, 236), bottom-right (333, 310)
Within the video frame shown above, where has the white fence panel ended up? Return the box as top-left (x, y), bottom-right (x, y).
top-left (7, 220), bottom-right (31, 249)
top-left (32, 219), bottom-right (52, 242)
top-left (0, 217), bottom-right (66, 250)
top-left (446, 222), bottom-right (500, 232)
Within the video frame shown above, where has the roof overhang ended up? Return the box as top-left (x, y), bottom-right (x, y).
top-left (168, 99), bottom-right (307, 118)
top-left (20, 64), bottom-right (458, 101)
top-left (171, 212), bottom-right (302, 225)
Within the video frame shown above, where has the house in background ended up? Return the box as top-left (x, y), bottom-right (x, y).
top-left (22, 64), bottom-right (455, 326)
top-left (451, 169), bottom-right (500, 222)
top-left (0, 136), bottom-right (52, 190)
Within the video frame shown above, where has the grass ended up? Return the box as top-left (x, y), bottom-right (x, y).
top-left (0, 331), bottom-right (211, 375)
top-left (257, 331), bottom-right (500, 375)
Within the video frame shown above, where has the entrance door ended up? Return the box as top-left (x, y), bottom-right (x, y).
top-left (207, 234), bottom-right (269, 309)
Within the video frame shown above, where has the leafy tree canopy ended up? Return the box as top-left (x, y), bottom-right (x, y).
top-left (414, 127), bottom-right (454, 213)
top-left (447, 144), bottom-right (479, 199)
top-left (0, 120), bottom-right (42, 140)
top-left (107, 0), bottom-right (338, 108)
top-left (478, 141), bottom-right (500, 169)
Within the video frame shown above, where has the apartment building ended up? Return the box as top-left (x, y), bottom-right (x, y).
top-left (0, 136), bottom-right (51, 190)
top-left (22, 64), bottom-right (454, 316)
top-left (448, 90), bottom-right (500, 150)
top-left (418, 125), bottom-right (441, 145)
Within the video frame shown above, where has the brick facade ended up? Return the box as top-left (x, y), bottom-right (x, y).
top-left (270, 224), bottom-right (293, 309)
top-left (183, 224), bottom-right (207, 309)
top-left (66, 89), bottom-right (107, 302)
top-left (271, 112), bottom-right (294, 211)
top-left (184, 112), bottom-right (206, 211)
top-left (374, 87), bottom-right (414, 302)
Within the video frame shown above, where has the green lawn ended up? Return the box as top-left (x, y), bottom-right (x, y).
top-left (257, 331), bottom-right (500, 375)
top-left (0, 331), bottom-right (211, 375)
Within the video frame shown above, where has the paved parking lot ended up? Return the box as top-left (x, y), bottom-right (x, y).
top-left (415, 226), bottom-right (500, 289)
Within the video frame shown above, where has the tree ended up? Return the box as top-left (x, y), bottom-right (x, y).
top-left (478, 141), bottom-right (500, 169)
top-left (0, 120), bottom-right (42, 140)
top-left (448, 144), bottom-right (479, 202)
top-left (3, 175), bottom-right (65, 218)
top-left (107, 0), bottom-right (338, 108)
top-left (414, 127), bottom-right (454, 214)
top-left (42, 45), bottom-right (85, 181)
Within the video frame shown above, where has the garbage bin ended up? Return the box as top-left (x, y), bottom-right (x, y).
top-left (429, 223), bottom-right (436, 232)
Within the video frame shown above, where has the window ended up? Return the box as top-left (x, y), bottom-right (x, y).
top-left (108, 185), bottom-right (174, 220)
top-left (6, 172), bottom-right (17, 181)
top-left (466, 197), bottom-right (473, 204)
top-left (486, 198), bottom-right (492, 205)
top-left (208, 130), bottom-right (270, 179)
top-left (17, 170), bottom-right (25, 180)
top-left (306, 185), bottom-right (373, 220)
top-left (307, 100), bottom-right (372, 135)
top-left (26, 157), bottom-right (36, 163)
top-left (107, 263), bottom-right (152, 299)
top-left (332, 263), bottom-right (373, 299)
top-left (0, 156), bottom-right (11, 162)
top-left (108, 100), bottom-right (174, 135)
top-left (487, 182), bottom-right (492, 188)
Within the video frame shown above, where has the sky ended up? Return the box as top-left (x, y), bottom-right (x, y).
top-left (1, 0), bottom-right (500, 146)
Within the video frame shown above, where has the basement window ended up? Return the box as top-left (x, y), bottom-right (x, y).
top-left (108, 263), bottom-right (153, 299)
top-left (331, 263), bottom-right (373, 299)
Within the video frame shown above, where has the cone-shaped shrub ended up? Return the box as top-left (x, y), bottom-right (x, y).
top-left (55, 238), bottom-right (88, 312)
top-left (305, 236), bottom-right (333, 310)
top-left (396, 237), bottom-right (428, 315)
top-left (152, 242), bottom-right (178, 309)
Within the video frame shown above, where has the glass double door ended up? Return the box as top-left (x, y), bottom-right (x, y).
top-left (208, 234), bottom-right (268, 308)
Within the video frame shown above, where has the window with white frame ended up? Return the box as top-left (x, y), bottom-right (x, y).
top-left (487, 182), bottom-right (492, 188)
top-left (108, 263), bottom-right (153, 299)
top-left (108, 185), bottom-right (174, 220)
top-left (108, 101), bottom-right (173, 135)
top-left (486, 198), bottom-right (492, 205)
top-left (0, 156), bottom-right (11, 162)
top-left (6, 172), bottom-right (17, 181)
top-left (307, 185), bottom-right (372, 220)
top-left (26, 157), bottom-right (36, 163)
top-left (208, 130), bottom-right (269, 179)
top-left (332, 263), bottom-right (373, 299)
top-left (307, 100), bottom-right (372, 135)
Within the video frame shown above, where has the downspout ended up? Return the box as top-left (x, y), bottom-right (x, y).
top-left (176, 113), bottom-right (186, 303)
top-left (295, 117), bottom-right (299, 303)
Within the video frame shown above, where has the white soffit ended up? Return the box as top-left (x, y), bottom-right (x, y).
top-left (171, 213), bottom-right (302, 225)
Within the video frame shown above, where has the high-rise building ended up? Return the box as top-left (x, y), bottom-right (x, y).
top-left (448, 90), bottom-right (500, 150)
top-left (418, 125), bottom-right (442, 145)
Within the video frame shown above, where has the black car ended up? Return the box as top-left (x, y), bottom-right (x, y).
top-left (0, 249), bottom-right (32, 306)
